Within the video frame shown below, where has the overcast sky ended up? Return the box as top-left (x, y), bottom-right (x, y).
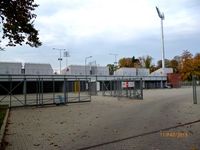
top-left (0, 0), bottom-right (200, 71)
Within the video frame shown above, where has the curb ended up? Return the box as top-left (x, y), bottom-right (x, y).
top-left (0, 108), bottom-right (10, 147)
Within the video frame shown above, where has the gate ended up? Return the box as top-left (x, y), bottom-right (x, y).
top-left (0, 75), bottom-right (91, 108)
top-left (101, 78), bottom-right (143, 100)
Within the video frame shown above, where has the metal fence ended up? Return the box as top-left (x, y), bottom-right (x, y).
top-left (192, 76), bottom-right (200, 104)
top-left (101, 78), bottom-right (143, 100)
top-left (0, 76), bottom-right (91, 107)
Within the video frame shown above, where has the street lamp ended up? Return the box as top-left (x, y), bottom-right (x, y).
top-left (109, 53), bottom-right (118, 65)
top-left (156, 6), bottom-right (165, 73)
top-left (53, 48), bottom-right (66, 74)
top-left (85, 56), bottom-right (92, 76)
top-left (63, 50), bottom-right (70, 68)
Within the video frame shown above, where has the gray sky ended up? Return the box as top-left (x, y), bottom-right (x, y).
top-left (0, 0), bottom-right (200, 71)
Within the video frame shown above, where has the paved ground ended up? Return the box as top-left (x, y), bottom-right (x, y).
top-left (4, 88), bottom-right (200, 150)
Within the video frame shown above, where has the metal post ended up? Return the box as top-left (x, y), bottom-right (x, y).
top-left (66, 78), bottom-right (68, 103)
top-left (78, 79), bottom-right (80, 102)
top-left (41, 78), bottom-right (43, 105)
top-left (53, 78), bottom-right (55, 103)
top-left (140, 78), bottom-right (143, 100)
top-left (192, 76), bottom-right (197, 104)
top-left (23, 77), bottom-right (27, 105)
top-left (89, 78), bottom-right (92, 102)
top-left (64, 78), bottom-right (67, 104)
top-left (9, 77), bottom-right (12, 108)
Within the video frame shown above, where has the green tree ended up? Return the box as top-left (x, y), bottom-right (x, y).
top-left (140, 55), bottom-right (153, 68)
top-left (0, 0), bottom-right (41, 48)
top-left (107, 64), bottom-right (118, 75)
top-left (157, 59), bottom-right (171, 68)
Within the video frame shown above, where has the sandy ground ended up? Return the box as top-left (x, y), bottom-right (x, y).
top-left (3, 87), bottom-right (200, 150)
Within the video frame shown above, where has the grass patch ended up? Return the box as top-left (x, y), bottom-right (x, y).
top-left (0, 105), bottom-right (8, 129)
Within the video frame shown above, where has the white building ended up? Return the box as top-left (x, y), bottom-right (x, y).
top-left (61, 65), bottom-right (109, 76)
top-left (24, 63), bottom-right (53, 75)
top-left (114, 67), bottom-right (150, 76)
top-left (150, 68), bottom-right (173, 76)
top-left (0, 62), bottom-right (22, 74)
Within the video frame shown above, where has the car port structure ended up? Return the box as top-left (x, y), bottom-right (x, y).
top-left (0, 74), bottom-right (167, 108)
top-left (0, 75), bottom-right (92, 107)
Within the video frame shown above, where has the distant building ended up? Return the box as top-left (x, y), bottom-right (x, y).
top-left (0, 62), bottom-right (22, 75)
top-left (24, 63), bottom-right (53, 75)
top-left (61, 65), bottom-right (109, 76)
top-left (114, 68), bottom-right (150, 76)
top-left (150, 68), bottom-right (173, 76)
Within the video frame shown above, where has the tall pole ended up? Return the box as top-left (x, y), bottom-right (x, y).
top-left (53, 48), bottom-right (66, 74)
top-left (161, 19), bottom-right (165, 70)
top-left (156, 6), bottom-right (165, 74)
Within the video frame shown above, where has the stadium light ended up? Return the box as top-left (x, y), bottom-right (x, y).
top-left (156, 6), bottom-right (165, 72)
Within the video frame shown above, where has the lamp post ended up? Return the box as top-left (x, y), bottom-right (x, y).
top-left (63, 50), bottom-right (70, 68)
top-left (53, 48), bottom-right (66, 74)
top-left (85, 56), bottom-right (92, 76)
top-left (109, 53), bottom-right (118, 65)
top-left (156, 6), bottom-right (165, 73)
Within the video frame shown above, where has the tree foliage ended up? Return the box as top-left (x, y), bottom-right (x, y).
top-left (118, 57), bottom-right (141, 68)
top-left (107, 64), bottom-right (118, 75)
top-left (0, 0), bottom-right (41, 47)
top-left (179, 50), bottom-right (200, 80)
top-left (140, 55), bottom-right (153, 68)
top-left (107, 50), bottom-right (200, 80)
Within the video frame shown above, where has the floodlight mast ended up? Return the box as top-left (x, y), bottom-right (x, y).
top-left (156, 6), bottom-right (165, 71)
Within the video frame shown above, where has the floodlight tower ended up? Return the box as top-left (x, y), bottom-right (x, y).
top-left (156, 6), bottom-right (165, 72)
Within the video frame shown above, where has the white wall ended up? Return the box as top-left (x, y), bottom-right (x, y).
top-left (114, 68), bottom-right (136, 76)
top-left (114, 68), bottom-right (150, 76)
top-left (0, 62), bottom-right (22, 74)
top-left (150, 68), bottom-right (173, 76)
top-left (61, 65), bottom-right (109, 75)
top-left (24, 63), bottom-right (53, 75)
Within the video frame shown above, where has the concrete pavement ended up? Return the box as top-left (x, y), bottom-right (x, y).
top-left (3, 88), bottom-right (200, 150)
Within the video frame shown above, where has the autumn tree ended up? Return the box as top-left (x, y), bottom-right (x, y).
top-left (180, 50), bottom-right (194, 80)
top-left (193, 53), bottom-right (200, 77)
top-left (118, 56), bottom-right (141, 68)
top-left (0, 0), bottom-right (41, 48)
top-left (169, 59), bottom-right (179, 73)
